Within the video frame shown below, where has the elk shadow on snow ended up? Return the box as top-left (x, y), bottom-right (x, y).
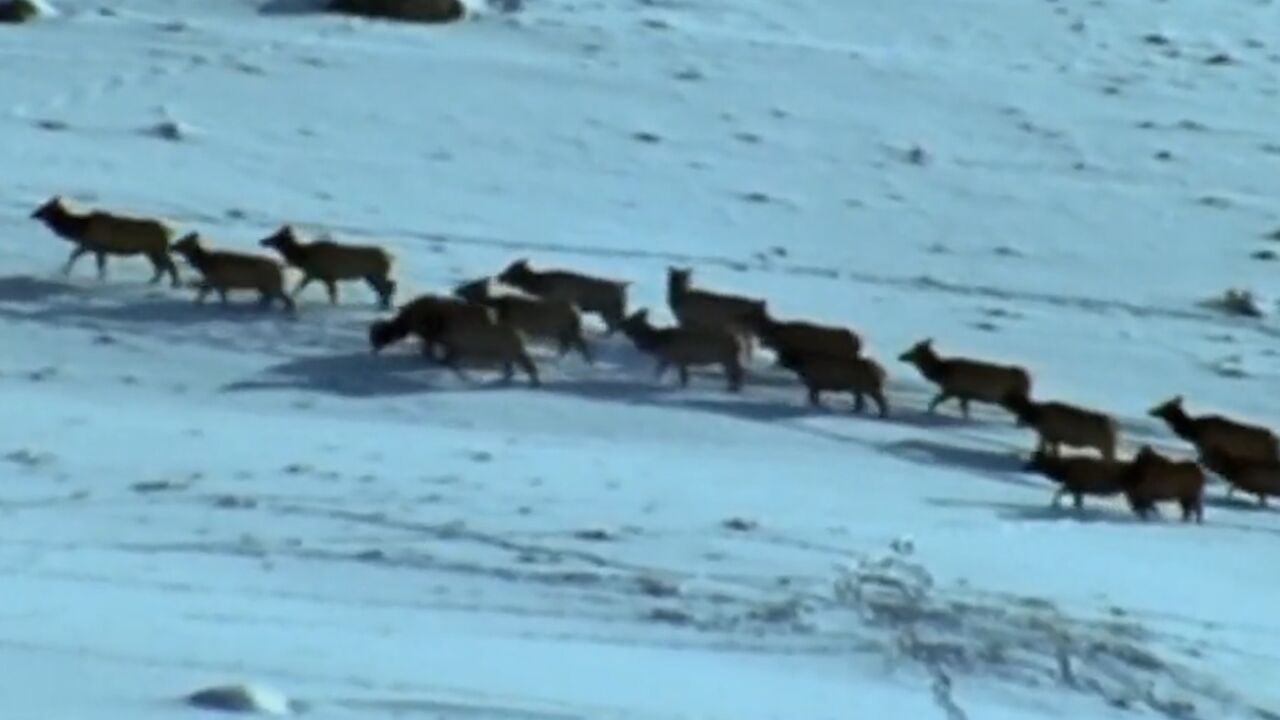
top-left (534, 375), bottom-right (823, 424)
top-left (0, 275), bottom-right (295, 329)
top-left (0, 274), bottom-right (88, 304)
top-left (931, 496), bottom-right (1280, 536)
top-left (533, 371), bottom-right (977, 446)
top-left (925, 496), bottom-right (1145, 525)
top-left (74, 298), bottom-right (299, 325)
top-left (258, 0), bottom-right (329, 15)
top-left (459, 331), bottom-right (1011, 432)
top-left (0, 279), bottom-right (303, 326)
top-left (878, 438), bottom-right (1038, 489)
top-left (568, 338), bottom-right (983, 430)
top-left (222, 350), bottom-right (434, 398)
top-left (537, 346), bottom-right (879, 427)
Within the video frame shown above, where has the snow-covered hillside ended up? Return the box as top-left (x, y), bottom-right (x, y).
top-left (3, 0), bottom-right (1280, 718)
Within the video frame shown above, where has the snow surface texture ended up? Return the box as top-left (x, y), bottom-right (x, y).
top-left (2, 0), bottom-right (1280, 718)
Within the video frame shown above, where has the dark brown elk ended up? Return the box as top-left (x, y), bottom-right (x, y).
top-left (497, 258), bottom-right (629, 335)
top-left (1002, 392), bottom-right (1118, 461)
top-left (172, 233), bottom-right (293, 313)
top-left (620, 308), bottom-right (743, 392)
top-left (898, 339), bottom-right (1031, 419)
top-left (1148, 395), bottom-right (1279, 464)
top-left (454, 277), bottom-right (592, 364)
top-left (259, 225), bottom-right (396, 309)
top-left (1022, 451), bottom-right (1129, 511)
top-left (756, 311), bottom-right (862, 365)
top-left (31, 195), bottom-right (180, 287)
top-left (368, 293), bottom-right (492, 358)
top-left (1200, 446), bottom-right (1280, 507)
top-left (1120, 445), bottom-right (1206, 524)
top-left (666, 266), bottom-right (767, 358)
top-left (776, 347), bottom-right (887, 417)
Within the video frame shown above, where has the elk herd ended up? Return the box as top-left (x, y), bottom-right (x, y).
top-left (26, 195), bottom-right (1280, 524)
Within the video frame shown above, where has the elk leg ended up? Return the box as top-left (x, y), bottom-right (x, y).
top-left (872, 390), bottom-right (889, 418)
top-left (441, 347), bottom-right (470, 383)
top-left (519, 352), bottom-right (540, 387)
top-left (420, 338), bottom-right (440, 362)
top-left (146, 252), bottom-right (165, 284)
top-left (602, 303), bottom-right (623, 336)
top-left (574, 335), bottom-right (593, 365)
top-left (366, 276), bottom-right (394, 309)
top-left (654, 360), bottom-right (669, 381)
top-left (62, 246), bottom-right (89, 276)
top-left (728, 364), bottom-right (743, 393)
top-left (927, 391), bottom-right (952, 414)
top-left (166, 255), bottom-right (181, 288)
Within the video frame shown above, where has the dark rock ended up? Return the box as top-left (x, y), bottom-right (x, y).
top-left (0, 0), bottom-right (42, 23)
top-left (329, 0), bottom-right (464, 23)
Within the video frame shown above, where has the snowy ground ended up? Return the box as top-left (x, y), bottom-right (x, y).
top-left (3, 0), bottom-right (1280, 718)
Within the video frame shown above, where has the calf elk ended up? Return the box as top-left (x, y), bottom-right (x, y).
top-left (259, 225), bottom-right (396, 309)
top-left (756, 312), bottom-right (862, 364)
top-left (667, 266), bottom-right (766, 358)
top-left (454, 277), bottom-right (592, 363)
top-left (1200, 447), bottom-right (1280, 507)
top-left (1002, 392), bottom-right (1117, 461)
top-left (776, 348), bottom-right (887, 417)
top-left (898, 339), bottom-right (1031, 419)
top-left (437, 318), bottom-right (541, 388)
top-left (497, 258), bottom-right (629, 335)
top-left (1121, 445), bottom-right (1205, 524)
top-left (1022, 451), bottom-right (1129, 511)
top-left (620, 309), bottom-right (743, 392)
top-left (172, 233), bottom-right (293, 313)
